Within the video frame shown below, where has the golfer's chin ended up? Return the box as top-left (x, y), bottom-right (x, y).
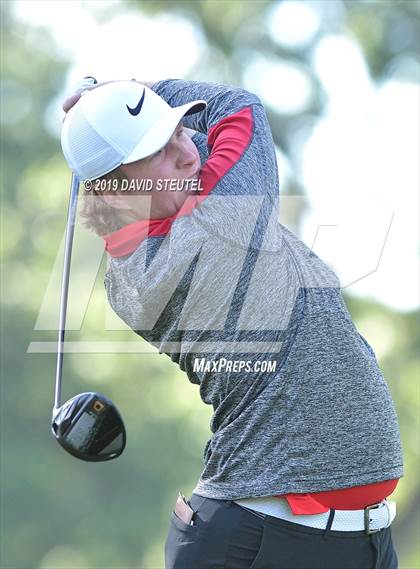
top-left (185, 186), bottom-right (199, 196)
top-left (148, 192), bottom-right (186, 219)
top-left (175, 187), bottom-right (196, 209)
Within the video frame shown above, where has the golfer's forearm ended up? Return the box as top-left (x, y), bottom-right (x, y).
top-left (151, 79), bottom-right (261, 136)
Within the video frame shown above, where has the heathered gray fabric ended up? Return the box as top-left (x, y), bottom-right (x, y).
top-left (104, 80), bottom-right (404, 500)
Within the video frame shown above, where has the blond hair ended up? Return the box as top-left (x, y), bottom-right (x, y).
top-left (79, 167), bottom-right (127, 236)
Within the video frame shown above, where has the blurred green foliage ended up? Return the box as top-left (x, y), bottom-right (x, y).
top-left (1, 1), bottom-right (419, 568)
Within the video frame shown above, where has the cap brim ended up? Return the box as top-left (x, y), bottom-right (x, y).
top-left (122, 100), bottom-right (207, 165)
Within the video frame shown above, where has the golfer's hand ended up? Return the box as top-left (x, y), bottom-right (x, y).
top-left (62, 79), bottom-right (156, 113)
top-left (62, 83), bottom-right (97, 113)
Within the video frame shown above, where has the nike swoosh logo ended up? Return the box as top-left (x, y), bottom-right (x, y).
top-left (126, 89), bottom-right (145, 116)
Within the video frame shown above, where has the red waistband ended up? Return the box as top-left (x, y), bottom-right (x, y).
top-left (274, 479), bottom-right (399, 515)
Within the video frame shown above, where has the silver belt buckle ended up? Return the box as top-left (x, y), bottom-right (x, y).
top-left (364, 501), bottom-right (388, 535)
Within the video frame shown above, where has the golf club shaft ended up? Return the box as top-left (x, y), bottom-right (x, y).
top-left (54, 173), bottom-right (80, 411)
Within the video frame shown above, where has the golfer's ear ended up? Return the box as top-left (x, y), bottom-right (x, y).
top-left (100, 192), bottom-right (131, 211)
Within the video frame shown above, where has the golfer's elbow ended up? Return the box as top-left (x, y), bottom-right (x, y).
top-left (232, 87), bottom-right (262, 108)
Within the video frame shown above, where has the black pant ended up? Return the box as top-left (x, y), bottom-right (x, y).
top-left (165, 493), bottom-right (398, 569)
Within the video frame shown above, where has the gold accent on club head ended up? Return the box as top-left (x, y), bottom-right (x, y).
top-left (93, 400), bottom-right (105, 413)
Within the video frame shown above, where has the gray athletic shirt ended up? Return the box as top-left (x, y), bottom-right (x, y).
top-left (104, 79), bottom-right (404, 500)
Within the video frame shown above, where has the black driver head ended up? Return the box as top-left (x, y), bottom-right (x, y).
top-left (51, 392), bottom-right (126, 462)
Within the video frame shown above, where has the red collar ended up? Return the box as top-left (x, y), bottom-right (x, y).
top-left (102, 192), bottom-right (208, 257)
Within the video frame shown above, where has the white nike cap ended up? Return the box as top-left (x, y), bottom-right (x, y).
top-left (61, 80), bottom-right (207, 181)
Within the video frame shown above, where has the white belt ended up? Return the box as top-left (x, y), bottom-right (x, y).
top-left (233, 497), bottom-right (396, 534)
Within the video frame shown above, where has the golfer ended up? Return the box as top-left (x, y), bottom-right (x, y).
top-left (61, 78), bottom-right (404, 569)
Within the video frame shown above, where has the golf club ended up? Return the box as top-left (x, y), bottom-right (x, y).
top-left (51, 77), bottom-right (126, 461)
